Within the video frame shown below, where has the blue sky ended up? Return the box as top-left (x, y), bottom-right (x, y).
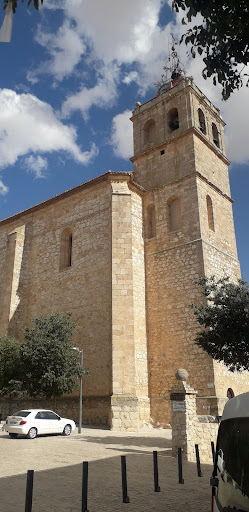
top-left (0, 0), bottom-right (248, 278)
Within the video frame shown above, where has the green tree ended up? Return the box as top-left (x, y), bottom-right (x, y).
top-left (172, 0), bottom-right (249, 100)
top-left (22, 312), bottom-right (82, 403)
top-left (191, 276), bottom-right (249, 371)
top-left (0, 336), bottom-right (25, 413)
top-left (3, 0), bottom-right (43, 13)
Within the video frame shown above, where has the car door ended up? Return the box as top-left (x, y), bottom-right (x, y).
top-left (34, 411), bottom-right (51, 434)
top-left (45, 411), bottom-right (63, 433)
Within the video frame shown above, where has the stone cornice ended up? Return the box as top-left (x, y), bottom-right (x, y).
top-left (0, 171), bottom-right (145, 227)
top-left (130, 126), bottom-right (230, 166)
top-left (139, 171), bottom-right (233, 204)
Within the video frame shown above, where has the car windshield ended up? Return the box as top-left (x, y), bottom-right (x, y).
top-left (12, 411), bottom-right (31, 417)
top-left (215, 417), bottom-right (249, 511)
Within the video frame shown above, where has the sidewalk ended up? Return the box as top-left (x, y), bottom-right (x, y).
top-left (0, 427), bottom-right (212, 511)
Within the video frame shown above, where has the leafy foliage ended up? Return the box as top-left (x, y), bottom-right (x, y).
top-left (3, 0), bottom-right (43, 14)
top-left (191, 276), bottom-right (249, 371)
top-left (22, 312), bottom-right (82, 399)
top-left (0, 336), bottom-right (25, 399)
top-left (172, 0), bottom-right (249, 99)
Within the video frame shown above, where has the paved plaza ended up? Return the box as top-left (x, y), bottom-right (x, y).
top-left (0, 426), bottom-right (212, 511)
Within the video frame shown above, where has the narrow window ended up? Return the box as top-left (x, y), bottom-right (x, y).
top-left (168, 108), bottom-right (179, 132)
top-left (147, 205), bottom-right (156, 239)
top-left (206, 195), bottom-right (215, 231)
top-left (160, 149), bottom-right (165, 156)
top-left (60, 229), bottom-right (73, 269)
top-left (212, 123), bottom-right (220, 148)
top-left (68, 234), bottom-right (72, 267)
top-left (143, 119), bottom-right (156, 146)
top-left (198, 108), bottom-right (206, 135)
top-left (168, 197), bottom-right (182, 231)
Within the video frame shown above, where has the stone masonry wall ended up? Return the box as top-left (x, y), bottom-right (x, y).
top-left (144, 175), bottom-right (216, 426)
top-left (0, 179), bottom-right (113, 425)
top-left (0, 395), bottom-right (111, 426)
top-left (0, 225), bottom-right (25, 334)
top-left (110, 179), bottom-right (149, 430)
top-left (0, 174), bottom-right (149, 430)
top-left (170, 372), bottom-right (219, 464)
top-left (132, 77), bottom-right (248, 427)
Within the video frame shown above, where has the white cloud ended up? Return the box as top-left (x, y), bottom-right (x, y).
top-left (36, 0), bottom-right (165, 100)
top-left (32, 0), bottom-right (249, 166)
top-left (110, 110), bottom-right (133, 159)
top-left (23, 155), bottom-right (48, 178)
top-left (28, 20), bottom-right (86, 82)
top-left (221, 80), bottom-right (249, 165)
top-left (0, 89), bottom-right (98, 170)
top-left (123, 72), bottom-right (139, 85)
top-left (0, 178), bottom-right (8, 195)
top-left (61, 65), bottom-right (119, 120)
top-left (62, 0), bottom-right (162, 65)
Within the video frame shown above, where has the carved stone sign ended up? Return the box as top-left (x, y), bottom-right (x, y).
top-left (170, 393), bottom-right (185, 401)
top-left (172, 401), bottom-right (186, 412)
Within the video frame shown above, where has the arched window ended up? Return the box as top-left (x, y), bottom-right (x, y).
top-left (168, 108), bottom-right (179, 132)
top-left (212, 123), bottom-right (220, 148)
top-left (198, 108), bottom-right (206, 135)
top-left (206, 195), bottom-right (215, 231)
top-left (147, 204), bottom-right (156, 239)
top-left (143, 119), bottom-right (156, 146)
top-left (168, 197), bottom-right (182, 231)
top-left (60, 228), bottom-right (73, 269)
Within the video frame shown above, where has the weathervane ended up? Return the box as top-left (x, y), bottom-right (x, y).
top-left (156, 35), bottom-right (186, 95)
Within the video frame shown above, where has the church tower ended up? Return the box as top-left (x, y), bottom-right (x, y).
top-left (130, 50), bottom-right (246, 423)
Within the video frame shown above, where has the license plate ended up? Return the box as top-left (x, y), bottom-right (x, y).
top-left (10, 421), bottom-right (17, 425)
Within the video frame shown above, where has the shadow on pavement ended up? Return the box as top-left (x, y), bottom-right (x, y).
top-left (79, 433), bottom-right (172, 449)
top-left (0, 449), bottom-right (213, 512)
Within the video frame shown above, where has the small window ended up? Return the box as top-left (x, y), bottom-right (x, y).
top-left (60, 228), bottom-right (73, 269)
top-left (44, 411), bottom-right (60, 420)
top-left (198, 108), bottom-right (206, 135)
top-left (168, 108), bottom-right (179, 132)
top-left (143, 119), bottom-right (156, 146)
top-left (160, 149), bottom-right (165, 155)
top-left (147, 204), bottom-right (156, 239)
top-left (212, 123), bottom-right (220, 148)
top-left (13, 411), bottom-right (31, 417)
top-left (168, 197), bottom-right (182, 231)
top-left (35, 412), bottom-right (47, 419)
top-left (206, 195), bottom-right (215, 231)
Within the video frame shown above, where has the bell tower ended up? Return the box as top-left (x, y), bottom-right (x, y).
top-left (130, 48), bottom-right (245, 424)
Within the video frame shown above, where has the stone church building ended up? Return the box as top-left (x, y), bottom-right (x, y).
top-left (0, 74), bottom-right (248, 429)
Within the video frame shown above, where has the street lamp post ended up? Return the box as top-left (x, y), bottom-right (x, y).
top-left (73, 346), bottom-right (83, 434)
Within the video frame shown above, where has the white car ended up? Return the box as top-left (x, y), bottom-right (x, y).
top-left (2, 409), bottom-right (76, 439)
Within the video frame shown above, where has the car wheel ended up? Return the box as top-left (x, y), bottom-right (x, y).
top-left (63, 424), bottom-right (72, 436)
top-left (9, 433), bottom-right (18, 438)
top-left (27, 427), bottom-right (37, 439)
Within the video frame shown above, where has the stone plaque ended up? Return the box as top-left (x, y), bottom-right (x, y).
top-left (170, 393), bottom-right (185, 401)
top-left (172, 401), bottom-right (186, 412)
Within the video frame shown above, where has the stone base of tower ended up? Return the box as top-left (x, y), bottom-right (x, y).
top-left (110, 395), bottom-right (150, 431)
top-left (150, 397), bottom-right (172, 428)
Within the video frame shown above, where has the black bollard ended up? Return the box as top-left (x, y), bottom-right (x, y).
top-left (153, 451), bottom-right (161, 492)
top-left (211, 441), bottom-right (216, 465)
top-left (121, 456), bottom-right (130, 503)
top-left (195, 444), bottom-right (203, 477)
top-left (82, 461), bottom-right (89, 512)
top-left (177, 448), bottom-right (184, 484)
top-left (25, 470), bottom-right (34, 512)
